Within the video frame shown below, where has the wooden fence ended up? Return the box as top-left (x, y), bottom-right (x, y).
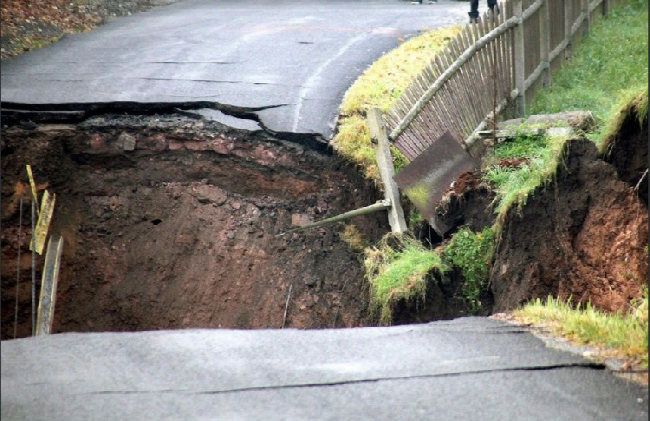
top-left (384, 0), bottom-right (623, 161)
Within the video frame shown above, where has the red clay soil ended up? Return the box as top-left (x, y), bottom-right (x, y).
top-left (491, 137), bottom-right (648, 313)
top-left (1, 115), bottom-right (390, 339)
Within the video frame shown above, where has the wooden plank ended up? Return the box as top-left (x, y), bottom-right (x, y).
top-left (440, 47), bottom-right (471, 138)
top-left (388, 14), bottom-right (521, 141)
top-left (35, 235), bottom-right (64, 336)
top-left (367, 109), bottom-right (408, 233)
top-left (564, 0), bottom-right (573, 59)
top-left (513, 0), bottom-right (526, 116)
top-left (470, 22), bottom-right (493, 124)
top-left (25, 165), bottom-right (40, 212)
top-left (29, 190), bottom-right (56, 256)
top-left (449, 38), bottom-right (480, 136)
top-left (540, 0), bottom-right (551, 87)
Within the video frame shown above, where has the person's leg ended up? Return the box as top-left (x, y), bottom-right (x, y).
top-left (469, 0), bottom-right (479, 22)
top-left (488, 0), bottom-right (499, 15)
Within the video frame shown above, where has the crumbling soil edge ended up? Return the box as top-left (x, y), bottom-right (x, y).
top-left (1, 101), bottom-right (329, 153)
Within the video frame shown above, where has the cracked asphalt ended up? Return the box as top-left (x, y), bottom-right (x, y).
top-left (0, 0), bottom-right (469, 138)
top-left (2, 318), bottom-right (647, 420)
top-left (1, 1), bottom-right (648, 419)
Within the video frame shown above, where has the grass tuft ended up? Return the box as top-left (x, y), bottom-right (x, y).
top-left (339, 224), bottom-right (370, 252)
top-left (443, 227), bottom-right (495, 314)
top-left (514, 290), bottom-right (649, 367)
top-left (485, 133), bottom-right (571, 231)
top-left (364, 234), bottom-right (448, 324)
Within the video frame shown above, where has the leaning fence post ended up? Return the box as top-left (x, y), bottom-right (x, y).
top-left (564, 0), bottom-right (573, 59)
top-left (540, 0), bottom-right (551, 88)
top-left (367, 109), bottom-right (408, 234)
top-left (513, 0), bottom-right (526, 116)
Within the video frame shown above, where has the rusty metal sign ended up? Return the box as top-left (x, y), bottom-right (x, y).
top-left (393, 131), bottom-right (478, 229)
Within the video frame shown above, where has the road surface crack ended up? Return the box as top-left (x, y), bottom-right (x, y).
top-left (83, 362), bottom-right (605, 396)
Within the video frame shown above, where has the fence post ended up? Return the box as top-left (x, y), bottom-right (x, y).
top-left (367, 109), bottom-right (408, 234)
top-left (513, 0), bottom-right (526, 116)
top-left (603, 0), bottom-right (610, 16)
top-left (582, 0), bottom-right (590, 36)
top-left (564, 0), bottom-right (573, 59)
top-left (540, 0), bottom-right (551, 88)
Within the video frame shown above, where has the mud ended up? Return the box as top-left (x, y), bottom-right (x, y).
top-left (490, 138), bottom-right (648, 313)
top-left (1, 114), bottom-right (390, 339)
top-left (431, 170), bottom-right (497, 237)
top-left (601, 107), bottom-right (648, 206)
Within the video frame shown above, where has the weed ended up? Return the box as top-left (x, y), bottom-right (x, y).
top-left (339, 224), bottom-right (369, 253)
top-left (364, 234), bottom-right (448, 324)
top-left (515, 289), bottom-right (649, 367)
top-left (443, 227), bottom-right (495, 314)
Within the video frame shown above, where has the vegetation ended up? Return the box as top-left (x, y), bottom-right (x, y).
top-left (515, 291), bottom-right (649, 367)
top-left (339, 224), bottom-right (370, 253)
top-left (529, 0), bottom-right (648, 146)
top-left (600, 89), bottom-right (649, 155)
top-left (443, 227), bottom-right (495, 314)
top-left (332, 27), bottom-right (460, 182)
top-left (483, 132), bottom-right (570, 228)
top-left (485, 0), bottom-right (647, 231)
top-left (364, 234), bottom-right (448, 324)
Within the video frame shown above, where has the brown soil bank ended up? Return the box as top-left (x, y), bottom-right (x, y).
top-left (1, 114), bottom-right (389, 339)
top-left (491, 134), bottom-right (648, 313)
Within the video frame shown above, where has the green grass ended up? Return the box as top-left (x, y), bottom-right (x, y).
top-left (332, 27), bottom-right (460, 182)
top-left (484, 133), bottom-right (570, 227)
top-left (529, 0), bottom-right (648, 146)
top-left (364, 234), bottom-right (448, 324)
top-left (443, 227), bottom-right (496, 314)
top-left (515, 292), bottom-right (649, 367)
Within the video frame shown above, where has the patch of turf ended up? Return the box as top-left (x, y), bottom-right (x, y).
top-left (515, 291), bottom-right (649, 367)
top-left (364, 234), bottom-right (448, 324)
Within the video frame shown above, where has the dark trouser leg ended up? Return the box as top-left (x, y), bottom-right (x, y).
top-left (469, 0), bottom-right (479, 19)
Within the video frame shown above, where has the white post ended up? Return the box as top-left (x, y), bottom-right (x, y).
top-left (367, 109), bottom-right (408, 234)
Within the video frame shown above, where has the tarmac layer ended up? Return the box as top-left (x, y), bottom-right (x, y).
top-left (0, 0), bottom-right (468, 138)
top-left (2, 318), bottom-right (647, 420)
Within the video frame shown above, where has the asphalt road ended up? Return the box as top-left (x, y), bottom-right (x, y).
top-left (1, 0), bottom-right (470, 138)
top-left (2, 318), bottom-right (647, 420)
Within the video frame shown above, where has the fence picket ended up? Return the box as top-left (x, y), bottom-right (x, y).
top-left (386, 0), bottom-right (612, 161)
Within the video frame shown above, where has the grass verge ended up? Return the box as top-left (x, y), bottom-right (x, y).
top-left (364, 234), bottom-right (448, 324)
top-left (514, 292), bottom-right (649, 368)
top-left (529, 0), bottom-right (648, 146)
top-left (332, 27), bottom-right (460, 182)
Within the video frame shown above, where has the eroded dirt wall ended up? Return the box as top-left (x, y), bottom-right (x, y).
top-left (491, 138), bottom-right (648, 313)
top-left (1, 115), bottom-right (389, 338)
